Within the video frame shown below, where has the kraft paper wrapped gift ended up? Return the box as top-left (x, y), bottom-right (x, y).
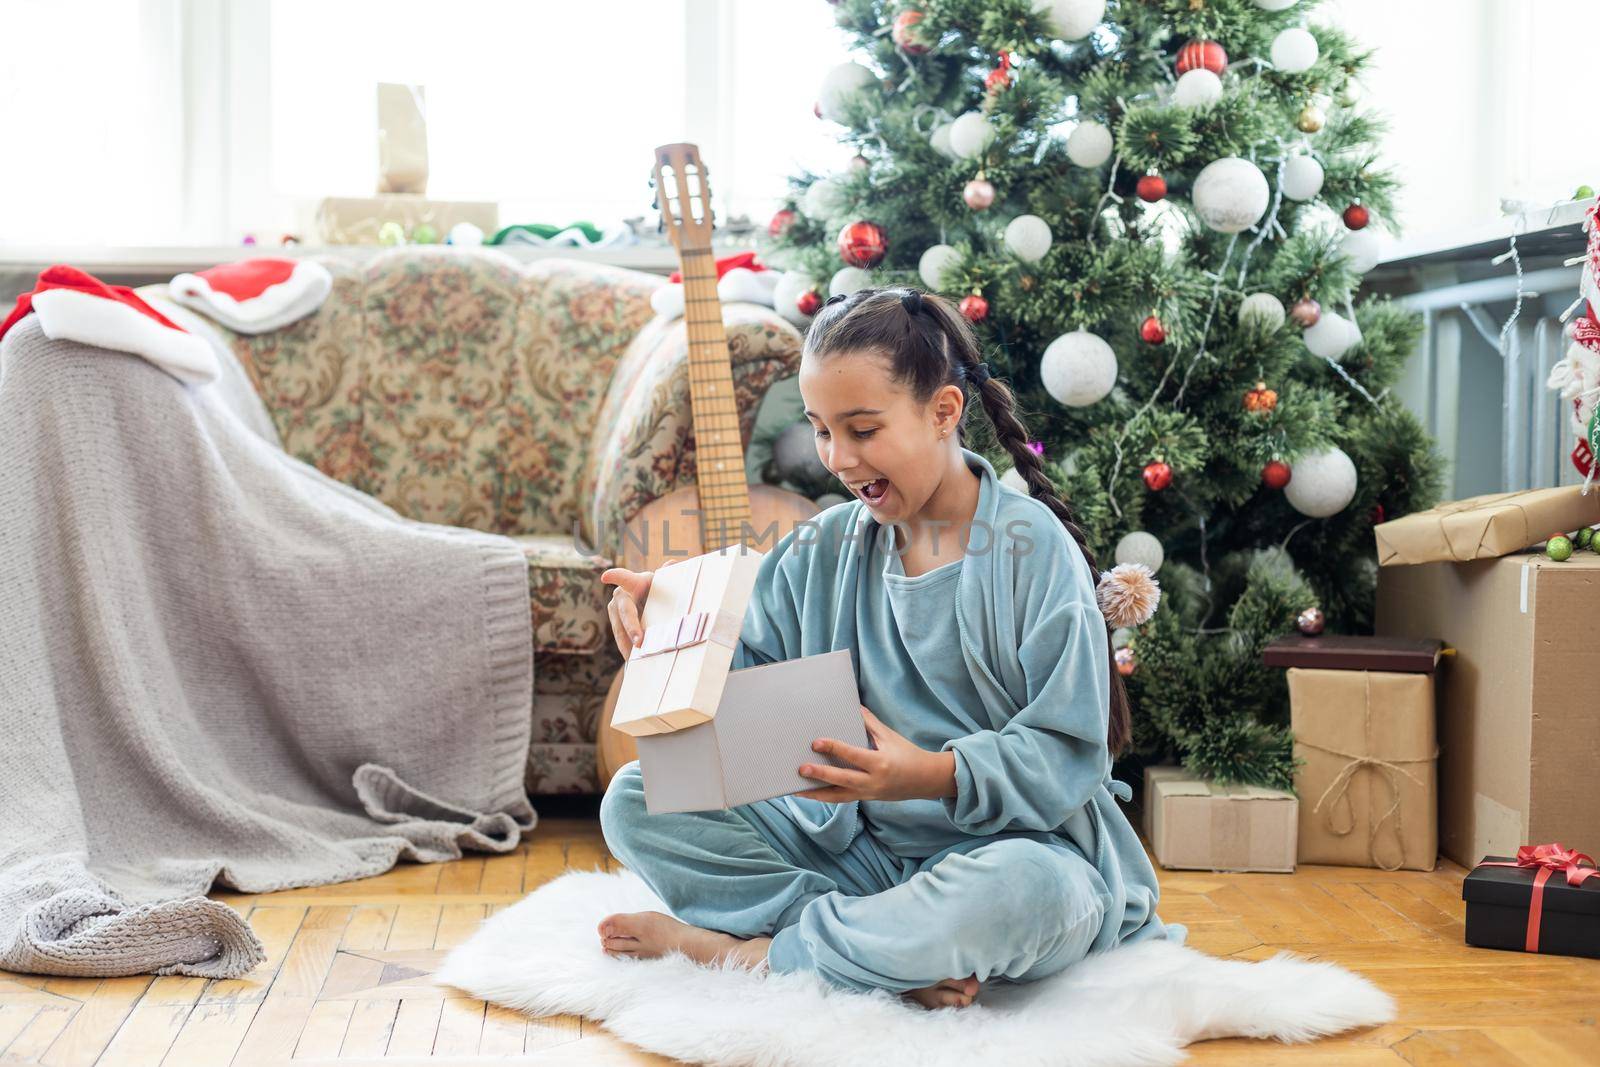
top-left (315, 196), bottom-right (499, 245)
top-left (1373, 486), bottom-right (1600, 566)
top-left (1265, 636), bottom-right (1443, 872)
top-left (610, 544), bottom-right (868, 815)
top-left (1142, 766), bottom-right (1298, 873)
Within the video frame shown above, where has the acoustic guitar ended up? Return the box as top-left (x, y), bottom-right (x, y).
top-left (594, 143), bottom-right (820, 787)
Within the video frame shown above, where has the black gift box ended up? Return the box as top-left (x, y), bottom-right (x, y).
top-left (1462, 855), bottom-right (1600, 959)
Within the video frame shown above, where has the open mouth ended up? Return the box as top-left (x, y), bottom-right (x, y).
top-left (852, 478), bottom-right (891, 506)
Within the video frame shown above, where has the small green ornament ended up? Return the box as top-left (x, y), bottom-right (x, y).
top-left (1577, 527), bottom-right (1594, 549)
top-left (1547, 534), bottom-right (1574, 562)
top-left (411, 222), bottom-right (439, 244)
top-left (1576, 184), bottom-right (1596, 200)
top-left (377, 221), bottom-right (406, 246)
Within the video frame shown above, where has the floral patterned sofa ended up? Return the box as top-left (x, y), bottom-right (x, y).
top-left (143, 247), bottom-right (803, 794)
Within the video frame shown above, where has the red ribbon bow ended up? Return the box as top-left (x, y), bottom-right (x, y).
top-left (1477, 843), bottom-right (1599, 952)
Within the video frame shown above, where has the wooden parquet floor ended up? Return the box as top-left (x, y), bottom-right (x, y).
top-left (2, 797), bottom-right (1596, 1066)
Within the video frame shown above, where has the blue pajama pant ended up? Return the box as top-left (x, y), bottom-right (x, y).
top-left (599, 761), bottom-right (1113, 995)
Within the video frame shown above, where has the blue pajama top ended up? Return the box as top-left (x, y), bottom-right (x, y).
top-left (729, 447), bottom-right (1181, 954)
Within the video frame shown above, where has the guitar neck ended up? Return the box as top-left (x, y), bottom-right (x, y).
top-left (678, 248), bottom-right (753, 550)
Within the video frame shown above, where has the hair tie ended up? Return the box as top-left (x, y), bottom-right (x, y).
top-left (966, 360), bottom-right (992, 386)
top-left (899, 289), bottom-right (924, 315)
top-left (824, 292), bottom-right (848, 307)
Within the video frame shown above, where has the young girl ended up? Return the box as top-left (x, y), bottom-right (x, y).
top-left (596, 286), bottom-right (1181, 1010)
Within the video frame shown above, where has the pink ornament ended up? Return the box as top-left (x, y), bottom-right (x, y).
top-left (963, 178), bottom-right (996, 210)
top-left (1290, 297), bottom-right (1321, 328)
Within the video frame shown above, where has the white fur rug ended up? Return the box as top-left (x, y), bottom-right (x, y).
top-left (436, 869), bottom-right (1395, 1067)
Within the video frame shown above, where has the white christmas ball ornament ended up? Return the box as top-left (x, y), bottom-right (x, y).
top-left (1041, 330), bottom-right (1118, 407)
top-left (1304, 311), bottom-right (1356, 359)
top-left (948, 111), bottom-right (997, 160)
top-left (918, 244), bottom-right (962, 290)
top-left (1280, 154), bottom-right (1324, 201)
top-left (1066, 121), bottom-right (1113, 168)
top-left (1238, 292), bottom-right (1287, 332)
top-left (772, 271), bottom-right (819, 327)
top-left (802, 177), bottom-right (848, 222)
top-left (1114, 530), bottom-right (1165, 573)
top-left (829, 266), bottom-right (872, 297)
top-left (1270, 28), bottom-right (1319, 74)
top-left (1000, 467), bottom-right (1030, 492)
top-left (1341, 228), bottom-right (1382, 274)
top-left (1173, 68), bottom-right (1224, 108)
top-left (1192, 157), bottom-right (1270, 234)
top-left (1033, 0), bottom-right (1105, 40)
top-left (447, 221), bottom-right (484, 246)
top-left (1003, 215), bottom-right (1053, 264)
top-left (1284, 446), bottom-right (1357, 518)
top-left (930, 122), bottom-right (957, 160)
top-left (774, 421), bottom-right (831, 481)
top-left (1253, 0), bottom-right (1298, 9)
top-left (818, 62), bottom-right (877, 123)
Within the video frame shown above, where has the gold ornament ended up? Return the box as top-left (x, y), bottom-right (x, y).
top-left (1020, 274), bottom-right (1036, 291)
top-left (1296, 103), bottom-right (1326, 133)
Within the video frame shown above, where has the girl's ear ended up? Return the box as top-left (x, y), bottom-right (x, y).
top-left (930, 383), bottom-right (964, 437)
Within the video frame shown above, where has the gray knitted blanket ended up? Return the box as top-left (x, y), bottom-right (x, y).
top-left (0, 314), bottom-right (537, 979)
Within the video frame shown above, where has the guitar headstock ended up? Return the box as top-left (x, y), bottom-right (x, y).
top-left (651, 143), bottom-right (715, 253)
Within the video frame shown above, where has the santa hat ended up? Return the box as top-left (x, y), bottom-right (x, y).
top-left (0, 264), bottom-right (218, 384)
top-left (650, 251), bottom-right (780, 320)
top-left (169, 258), bottom-right (333, 335)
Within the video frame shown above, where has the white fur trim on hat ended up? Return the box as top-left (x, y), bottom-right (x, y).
top-left (30, 288), bottom-right (219, 384)
top-left (169, 260), bottom-right (333, 335)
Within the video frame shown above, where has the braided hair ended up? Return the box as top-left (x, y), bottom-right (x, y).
top-left (804, 285), bottom-right (1132, 756)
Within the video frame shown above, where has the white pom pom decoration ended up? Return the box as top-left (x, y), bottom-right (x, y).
top-left (829, 266), bottom-right (872, 297)
top-left (1341, 228), bottom-right (1382, 274)
top-left (773, 271), bottom-right (819, 326)
top-left (818, 62), bottom-right (877, 123)
top-left (1280, 154), bottom-right (1324, 201)
top-left (1303, 311), bottom-right (1356, 359)
top-left (1096, 563), bottom-right (1162, 628)
top-left (802, 177), bottom-right (848, 222)
top-left (1270, 28), bottom-right (1319, 74)
top-left (1066, 121), bottom-right (1114, 168)
top-left (930, 122), bottom-right (958, 160)
top-left (1191, 156), bottom-right (1270, 233)
top-left (1000, 467), bottom-right (1030, 492)
top-left (1033, 0), bottom-right (1105, 40)
top-left (1003, 215), bottom-right (1053, 263)
top-left (1283, 446), bottom-right (1357, 518)
top-left (1173, 68), bottom-right (1224, 108)
top-left (918, 244), bottom-right (961, 290)
top-left (1114, 530), bottom-right (1165, 572)
top-left (1238, 292), bottom-right (1286, 332)
top-left (774, 421), bottom-right (830, 481)
top-left (948, 111), bottom-right (997, 160)
top-left (1041, 329), bottom-right (1118, 407)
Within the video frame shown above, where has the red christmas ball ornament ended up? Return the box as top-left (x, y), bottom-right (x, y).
top-left (985, 51), bottom-right (1013, 93)
top-left (959, 293), bottom-right (990, 323)
top-left (892, 10), bottom-right (931, 54)
top-left (768, 209), bottom-right (796, 238)
top-left (1262, 460), bottom-right (1292, 490)
top-left (1142, 460), bottom-right (1173, 492)
top-left (1343, 203), bottom-right (1370, 230)
top-left (1370, 502), bottom-right (1387, 525)
top-left (1139, 314), bottom-right (1166, 345)
top-left (963, 177), bottom-right (996, 210)
top-left (796, 289), bottom-right (822, 317)
top-left (1114, 646), bottom-right (1137, 677)
top-left (1290, 297), bottom-right (1321, 328)
top-left (1176, 39), bottom-right (1228, 76)
top-left (1136, 174), bottom-right (1167, 203)
top-left (1243, 380), bottom-right (1279, 413)
top-left (837, 220), bottom-right (888, 268)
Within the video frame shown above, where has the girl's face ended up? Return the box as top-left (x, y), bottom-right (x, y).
top-left (799, 349), bottom-right (962, 523)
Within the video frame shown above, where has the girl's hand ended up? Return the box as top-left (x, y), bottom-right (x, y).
top-left (795, 706), bottom-right (956, 803)
top-left (601, 566), bottom-right (656, 660)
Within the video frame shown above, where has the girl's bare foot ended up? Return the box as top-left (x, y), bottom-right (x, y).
top-left (905, 975), bottom-right (980, 1010)
top-left (598, 910), bottom-right (771, 971)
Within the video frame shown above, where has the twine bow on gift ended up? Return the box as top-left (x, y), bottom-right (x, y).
top-left (1300, 673), bottom-right (1438, 872)
top-left (1476, 843), bottom-right (1600, 952)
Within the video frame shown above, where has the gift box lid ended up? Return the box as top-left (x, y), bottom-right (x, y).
top-left (610, 544), bottom-right (766, 738)
top-left (1463, 856), bottom-right (1600, 917)
top-left (1262, 634), bottom-right (1443, 673)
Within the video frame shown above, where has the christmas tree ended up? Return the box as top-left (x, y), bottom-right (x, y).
top-left (760, 0), bottom-right (1446, 788)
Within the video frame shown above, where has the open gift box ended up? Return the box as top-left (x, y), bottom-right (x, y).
top-left (611, 544), bottom-right (868, 815)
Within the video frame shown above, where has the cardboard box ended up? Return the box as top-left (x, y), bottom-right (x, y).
top-left (1142, 765), bottom-right (1298, 873)
top-left (1373, 486), bottom-right (1600, 566)
top-left (1464, 853), bottom-right (1600, 959)
top-left (1376, 552), bottom-right (1600, 867)
top-left (612, 545), bottom-right (869, 815)
top-left (315, 195), bottom-right (498, 245)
